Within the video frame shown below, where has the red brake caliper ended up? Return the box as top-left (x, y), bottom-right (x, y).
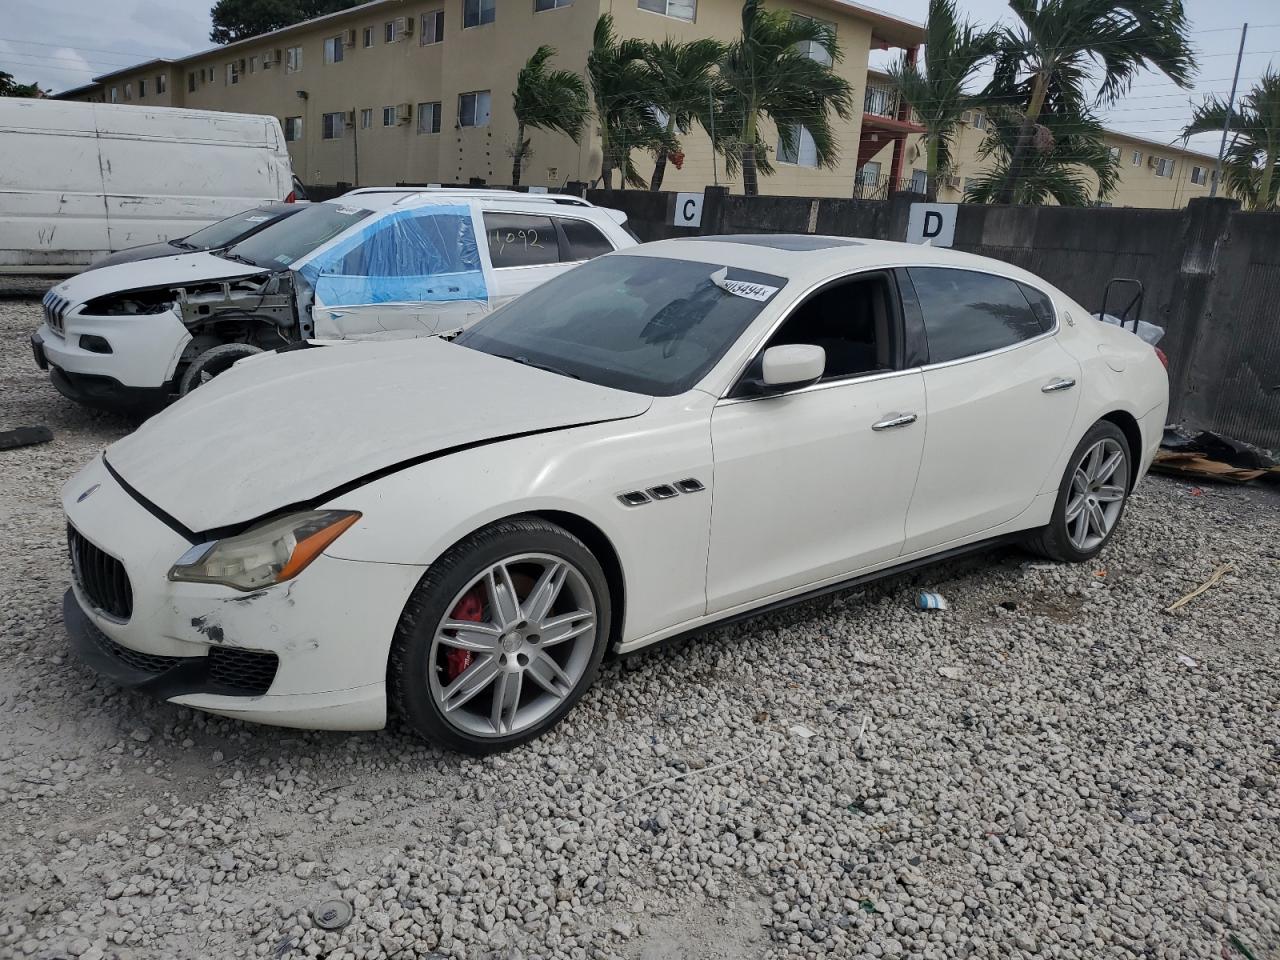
top-left (444, 586), bottom-right (485, 682)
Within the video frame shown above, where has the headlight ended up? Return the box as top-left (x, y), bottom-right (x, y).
top-left (168, 510), bottom-right (360, 590)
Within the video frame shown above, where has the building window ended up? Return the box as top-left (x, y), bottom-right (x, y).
top-left (124, 82), bottom-right (133, 100)
top-left (362, 26), bottom-right (373, 47)
top-left (284, 116), bottom-right (303, 141)
top-left (421, 9), bottom-right (445, 42)
top-left (535, 0), bottom-right (573, 9)
top-left (464, 0), bottom-right (496, 27)
top-left (286, 46), bottom-right (302, 73)
top-left (1154, 157), bottom-right (1175, 178)
top-left (791, 14), bottom-right (833, 67)
top-left (777, 125), bottom-right (817, 167)
top-left (1107, 145), bottom-right (1121, 160)
top-left (138, 79), bottom-right (147, 97)
top-left (638, 0), bottom-right (695, 21)
top-left (384, 19), bottom-right (408, 42)
top-left (458, 90), bottom-right (491, 127)
top-left (1191, 165), bottom-right (1207, 185)
top-left (109, 86), bottom-right (119, 103)
top-left (972, 112), bottom-right (986, 130)
top-left (324, 36), bottom-right (344, 64)
top-left (857, 160), bottom-right (881, 186)
top-left (227, 61), bottom-right (241, 85)
top-left (417, 101), bottom-right (442, 133)
top-left (1131, 149), bottom-right (1142, 165)
top-left (382, 105), bottom-right (396, 127)
top-left (360, 108), bottom-right (373, 129)
top-left (910, 169), bottom-right (928, 193)
top-left (322, 112), bottom-right (345, 139)
top-left (187, 72), bottom-right (196, 93)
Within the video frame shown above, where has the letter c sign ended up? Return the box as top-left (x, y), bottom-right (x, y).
top-left (674, 192), bottom-right (703, 229)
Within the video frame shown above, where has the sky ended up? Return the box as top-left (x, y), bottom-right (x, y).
top-left (1, 0), bottom-right (1275, 158)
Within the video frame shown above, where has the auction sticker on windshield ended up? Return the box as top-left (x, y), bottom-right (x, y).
top-left (710, 268), bottom-right (779, 302)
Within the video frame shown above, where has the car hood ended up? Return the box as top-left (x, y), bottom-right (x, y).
top-left (51, 251), bottom-right (268, 307)
top-left (85, 241), bottom-right (186, 271)
top-left (104, 337), bottom-right (652, 535)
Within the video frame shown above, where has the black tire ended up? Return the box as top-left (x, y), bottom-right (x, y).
top-left (388, 517), bottom-right (612, 754)
top-left (176, 343), bottom-right (264, 397)
top-left (1026, 419), bottom-right (1132, 563)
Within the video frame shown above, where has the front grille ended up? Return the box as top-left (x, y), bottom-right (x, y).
top-left (68, 524), bottom-right (133, 620)
top-left (42, 290), bottom-right (71, 336)
top-left (208, 647), bottom-right (279, 696)
top-left (89, 624), bottom-right (182, 675)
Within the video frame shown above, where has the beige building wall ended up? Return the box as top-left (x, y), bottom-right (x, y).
top-left (60, 0), bottom-right (923, 198)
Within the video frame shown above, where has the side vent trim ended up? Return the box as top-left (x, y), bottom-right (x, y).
top-left (618, 491), bottom-right (651, 507)
top-left (674, 478), bottom-right (705, 494)
top-left (646, 484), bottom-right (678, 500)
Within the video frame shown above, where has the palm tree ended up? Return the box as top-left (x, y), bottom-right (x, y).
top-left (964, 104), bottom-right (1120, 205)
top-left (991, 0), bottom-right (1196, 204)
top-left (717, 0), bottom-right (854, 197)
top-left (510, 46), bottom-right (589, 188)
top-left (1183, 68), bottom-right (1280, 210)
top-left (886, 0), bottom-right (997, 200)
top-left (587, 15), bottom-right (663, 189)
top-left (643, 38), bottom-right (727, 192)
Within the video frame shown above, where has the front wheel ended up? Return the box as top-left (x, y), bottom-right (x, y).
top-left (388, 518), bottom-right (611, 754)
top-left (176, 343), bottom-right (264, 397)
top-left (1027, 421), bottom-right (1131, 562)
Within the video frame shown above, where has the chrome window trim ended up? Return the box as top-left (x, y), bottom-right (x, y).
top-left (716, 261), bottom-right (1061, 403)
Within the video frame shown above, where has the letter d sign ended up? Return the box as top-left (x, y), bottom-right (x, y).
top-left (906, 203), bottom-right (957, 247)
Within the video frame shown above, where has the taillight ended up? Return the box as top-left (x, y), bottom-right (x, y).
top-left (1154, 346), bottom-right (1169, 369)
top-left (284, 190), bottom-right (297, 203)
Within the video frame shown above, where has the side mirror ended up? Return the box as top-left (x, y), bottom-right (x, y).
top-left (761, 344), bottom-right (825, 390)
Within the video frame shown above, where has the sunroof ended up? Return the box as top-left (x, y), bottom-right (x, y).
top-left (689, 234), bottom-right (864, 251)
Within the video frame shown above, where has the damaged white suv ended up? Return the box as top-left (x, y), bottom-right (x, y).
top-left (31, 190), bottom-right (634, 414)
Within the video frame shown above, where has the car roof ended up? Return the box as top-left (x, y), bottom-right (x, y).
top-left (340, 187), bottom-right (595, 208)
top-left (623, 235), bottom-right (1054, 290)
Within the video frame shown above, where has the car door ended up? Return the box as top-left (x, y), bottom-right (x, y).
top-left (481, 211), bottom-right (572, 310)
top-left (899, 266), bottom-right (1082, 554)
top-left (705, 271), bottom-right (927, 614)
top-left (311, 206), bottom-right (490, 339)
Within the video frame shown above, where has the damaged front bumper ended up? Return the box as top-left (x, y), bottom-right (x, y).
top-left (61, 456), bottom-right (426, 731)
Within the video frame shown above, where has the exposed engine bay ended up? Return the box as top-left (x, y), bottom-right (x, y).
top-left (81, 272), bottom-right (314, 371)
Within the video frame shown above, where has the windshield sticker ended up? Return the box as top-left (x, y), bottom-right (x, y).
top-left (274, 254), bottom-right (294, 264)
top-left (710, 267), bottom-right (779, 302)
top-left (244, 215), bottom-right (269, 223)
top-left (335, 205), bottom-right (361, 216)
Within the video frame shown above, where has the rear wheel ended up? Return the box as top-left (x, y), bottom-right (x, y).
top-left (1027, 420), bottom-right (1131, 562)
top-left (388, 518), bottom-right (611, 754)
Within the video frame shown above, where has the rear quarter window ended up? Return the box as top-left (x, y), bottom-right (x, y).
top-left (557, 217), bottom-right (614, 261)
top-left (907, 267), bottom-right (1046, 364)
top-left (1018, 283), bottom-right (1057, 333)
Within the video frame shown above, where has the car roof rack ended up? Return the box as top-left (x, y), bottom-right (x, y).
top-left (342, 187), bottom-right (592, 208)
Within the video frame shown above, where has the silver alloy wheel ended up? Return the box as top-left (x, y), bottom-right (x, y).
top-left (427, 553), bottom-right (597, 738)
top-left (1065, 437), bottom-right (1127, 552)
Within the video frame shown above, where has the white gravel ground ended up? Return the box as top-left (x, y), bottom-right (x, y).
top-left (1, 297), bottom-right (1277, 960)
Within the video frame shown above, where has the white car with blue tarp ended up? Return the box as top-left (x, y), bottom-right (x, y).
top-left (30, 190), bottom-right (635, 414)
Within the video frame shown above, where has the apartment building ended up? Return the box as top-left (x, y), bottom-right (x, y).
top-left (58, 0), bottom-right (923, 198)
top-left (864, 70), bottom-right (1218, 210)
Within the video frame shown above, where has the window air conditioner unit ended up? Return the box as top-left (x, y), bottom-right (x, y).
top-left (943, 174), bottom-right (961, 189)
top-left (345, 28), bottom-right (357, 47)
top-left (343, 110), bottom-right (356, 124)
top-left (396, 102), bottom-right (413, 123)
top-left (1147, 156), bottom-right (1159, 168)
top-left (400, 16), bottom-right (414, 36)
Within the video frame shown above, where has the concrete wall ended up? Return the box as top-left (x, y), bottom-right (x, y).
top-left (596, 187), bottom-right (1280, 447)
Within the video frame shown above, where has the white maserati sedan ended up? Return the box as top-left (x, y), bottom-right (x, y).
top-left (61, 236), bottom-right (1168, 753)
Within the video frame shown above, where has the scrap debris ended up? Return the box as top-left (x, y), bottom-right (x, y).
top-left (1166, 563), bottom-right (1234, 613)
top-left (0, 426), bottom-right (52, 451)
top-left (1153, 428), bottom-right (1280, 485)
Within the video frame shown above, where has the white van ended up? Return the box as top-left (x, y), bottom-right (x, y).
top-left (0, 98), bottom-right (296, 274)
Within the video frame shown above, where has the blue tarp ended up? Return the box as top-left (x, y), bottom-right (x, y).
top-left (299, 204), bottom-right (488, 306)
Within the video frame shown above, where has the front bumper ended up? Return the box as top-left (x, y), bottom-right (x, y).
top-left (61, 456), bottom-right (426, 731)
top-left (35, 308), bottom-right (191, 391)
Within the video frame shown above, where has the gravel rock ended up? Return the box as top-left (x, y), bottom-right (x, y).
top-left (1, 298), bottom-right (1278, 960)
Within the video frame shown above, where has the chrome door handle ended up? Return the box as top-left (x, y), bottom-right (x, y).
top-left (872, 413), bottom-right (918, 431)
top-left (1042, 377), bottom-right (1076, 393)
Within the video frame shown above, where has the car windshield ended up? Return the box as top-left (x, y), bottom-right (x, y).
top-left (457, 254), bottom-right (786, 396)
top-left (178, 206), bottom-right (293, 251)
top-left (221, 202), bottom-right (374, 269)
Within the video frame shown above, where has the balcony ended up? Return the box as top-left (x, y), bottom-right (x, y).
top-left (864, 82), bottom-right (900, 119)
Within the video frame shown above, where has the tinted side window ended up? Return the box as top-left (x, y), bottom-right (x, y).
top-left (484, 213), bottom-right (558, 268)
top-left (557, 217), bottom-right (614, 261)
top-left (1018, 283), bottom-right (1056, 333)
top-left (907, 268), bottom-right (1045, 364)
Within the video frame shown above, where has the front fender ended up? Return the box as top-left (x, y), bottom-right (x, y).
top-left (320, 395), bottom-right (716, 645)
